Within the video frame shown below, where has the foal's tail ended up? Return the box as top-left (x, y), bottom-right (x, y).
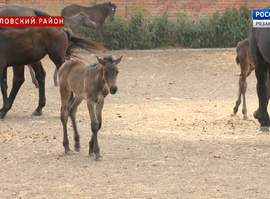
top-left (236, 54), bottom-right (240, 65)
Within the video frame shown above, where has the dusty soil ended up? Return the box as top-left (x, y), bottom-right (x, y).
top-left (1, 48), bottom-right (270, 199)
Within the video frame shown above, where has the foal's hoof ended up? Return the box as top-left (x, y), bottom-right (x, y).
top-left (259, 126), bottom-right (269, 132)
top-left (95, 156), bottom-right (102, 162)
top-left (32, 110), bottom-right (42, 116)
top-left (54, 83), bottom-right (58, 87)
top-left (233, 107), bottom-right (238, 115)
top-left (65, 150), bottom-right (75, 155)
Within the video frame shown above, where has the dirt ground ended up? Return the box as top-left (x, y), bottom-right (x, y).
top-left (1, 48), bottom-right (270, 199)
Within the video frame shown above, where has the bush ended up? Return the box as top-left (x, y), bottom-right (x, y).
top-left (76, 8), bottom-right (171, 50)
top-left (75, 6), bottom-right (252, 49)
top-left (173, 6), bottom-right (252, 48)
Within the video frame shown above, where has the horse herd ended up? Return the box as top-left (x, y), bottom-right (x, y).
top-left (1, 3), bottom-right (270, 161)
top-left (0, 2), bottom-right (121, 161)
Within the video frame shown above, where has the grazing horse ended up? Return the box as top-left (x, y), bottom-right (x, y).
top-left (249, 5), bottom-right (270, 131)
top-left (65, 12), bottom-right (96, 31)
top-left (0, 26), bottom-right (95, 118)
top-left (61, 2), bottom-right (117, 48)
top-left (233, 38), bottom-right (254, 120)
top-left (58, 55), bottom-right (123, 161)
top-left (28, 12), bottom-right (97, 87)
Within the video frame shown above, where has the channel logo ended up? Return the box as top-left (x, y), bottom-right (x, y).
top-left (253, 10), bottom-right (270, 28)
top-left (0, 17), bottom-right (64, 27)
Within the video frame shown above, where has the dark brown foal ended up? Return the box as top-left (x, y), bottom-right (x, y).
top-left (233, 38), bottom-right (270, 121)
top-left (233, 38), bottom-right (254, 120)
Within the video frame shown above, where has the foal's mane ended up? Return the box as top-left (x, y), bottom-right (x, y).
top-left (103, 55), bottom-right (115, 63)
top-left (92, 2), bottom-right (117, 9)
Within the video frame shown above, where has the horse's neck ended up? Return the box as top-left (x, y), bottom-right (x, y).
top-left (85, 5), bottom-right (109, 21)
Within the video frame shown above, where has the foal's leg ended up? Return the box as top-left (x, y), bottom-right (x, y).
top-left (87, 99), bottom-right (102, 161)
top-left (89, 100), bottom-right (104, 156)
top-left (30, 61), bottom-right (46, 116)
top-left (28, 65), bottom-right (39, 88)
top-left (60, 88), bottom-right (72, 153)
top-left (233, 75), bottom-right (242, 115)
top-left (233, 59), bottom-right (251, 119)
top-left (68, 96), bottom-right (83, 151)
top-left (0, 68), bottom-right (9, 118)
top-left (101, 26), bottom-right (112, 50)
top-left (95, 24), bottom-right (103, 44)
top-left (241, 65), bottom-right (254, 120)
top-left (96, 100), bottom-right (104, 129)
top-left (240, 75), bottom-right (248, 120)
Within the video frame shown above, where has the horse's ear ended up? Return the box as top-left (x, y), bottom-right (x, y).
top-left (96, 56), bottom-right (107, 66)
top-left (115, 55), bottom-right (123, 65)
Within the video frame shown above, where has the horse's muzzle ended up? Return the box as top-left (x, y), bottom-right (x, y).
top-left (110, 86), bottom-right (117, 94)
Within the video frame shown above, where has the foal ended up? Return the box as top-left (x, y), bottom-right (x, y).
top-left (233, 38), bottom-right (270, 120)
top-left (233, 38), bottom-right (254, 120)
top-left (58, 55), bottom-right (123, 161)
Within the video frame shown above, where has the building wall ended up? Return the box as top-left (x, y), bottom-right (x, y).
top-left (0, 0), bottom-right (268, 18)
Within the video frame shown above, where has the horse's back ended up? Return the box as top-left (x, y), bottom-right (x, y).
top-left (59, 60), bottom-right (90, 99)
top-left (0, 4), bottom-right (50, 17)
top-left (61, 4), bottom-right (82, 17)
top-left (59, 60), bottom-right (85, 79)
top-left (0, 5), bottom-right (36, 16)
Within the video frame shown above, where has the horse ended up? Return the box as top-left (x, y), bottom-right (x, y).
top-left (0, 4), bottom-right (54, 89)
top-left (61, 2), bottom-right (117, 49)
top-left (249, 5), bottom-right (270, 131)
top-left (0, 26), bottom-right (96, 119)
top-left (28, 12), bottom-right (97, 87)
top-left (233, 38), bottom-right (254, 120)
top-left (58, 55), bottom-right (123, 161)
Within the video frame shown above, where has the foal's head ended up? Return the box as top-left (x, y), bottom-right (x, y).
top-left (107, 2), bottom-right (117, 21)
top-left (96, 55), bottom-right (123, 94)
